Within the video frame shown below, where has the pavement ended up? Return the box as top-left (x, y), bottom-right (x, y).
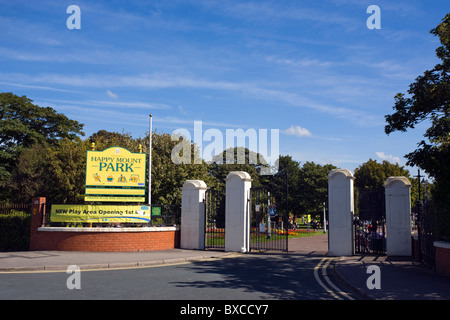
top-left (0, 248), bottom-right (236, 272)
top-left (1, 233), bottom-right (450, 300)
top-left (288, 234), bottom-right (450, 300)
top-left (333, 254), bottom-right (450, 300)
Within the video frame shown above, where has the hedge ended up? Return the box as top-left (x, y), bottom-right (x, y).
top-left (0, 211), bottom-right (31, 251)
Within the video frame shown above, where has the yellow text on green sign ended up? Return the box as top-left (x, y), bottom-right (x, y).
top-left (50, 204), bottom-right (151, 223)
top-left (86, 147), bottom-right (146, 188)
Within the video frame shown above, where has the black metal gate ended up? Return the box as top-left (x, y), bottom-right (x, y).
top-left (249, 187), bottom-right (288, 252)
top-left (414, 201), bottom-right (436, 268)
top-left (358, 187), bottom-right (385, 221)
top-left (354, 187), bottom-right (386, 255)
top-left (354, 217), bottom-right (386, 254)
top-left (204, 187), bottom-right (226, 250)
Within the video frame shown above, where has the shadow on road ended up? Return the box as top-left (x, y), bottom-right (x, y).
top-left (171, 253), bottom-right (327, 300)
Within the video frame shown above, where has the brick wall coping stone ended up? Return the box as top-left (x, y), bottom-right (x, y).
top-left (37, 226), bottom-right (179, 233)
top-left (434, 241), bottom-right (450, 249)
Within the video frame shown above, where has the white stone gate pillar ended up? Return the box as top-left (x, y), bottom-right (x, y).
top-left (327, 169), bottom-right (355, 256)
top-left (384, 177), bottom-right (412, 256)
top-left (180, 180), bottom-right (208, 250)
top-left (225, 171), bottom-right (252, 253)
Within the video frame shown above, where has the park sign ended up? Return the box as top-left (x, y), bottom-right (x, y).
top-left (51, 204), bottom-right (151, 223)
top-left (86, 146), bottom-right (146, 188)
top-left (85, 146), bottom-right (147, 202)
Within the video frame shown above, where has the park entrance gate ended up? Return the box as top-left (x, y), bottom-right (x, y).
top-left (202, 186), bottom-right (288, 252)
top-left (354, 187), bottom-right (386, 255)
top-left (249, 187), bottom-right (288, 252)
top-left (204, 187), bottom-right (226, 250)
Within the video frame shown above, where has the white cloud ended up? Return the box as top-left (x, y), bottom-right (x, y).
top-left (35, 98), bottom-right (170, 110)
top-left (265, 56), bottom-right (331, 68)
top-left (0, 81), bottom-right (83, 93)
top-left (178, 105), bottom-right (188, 116)
top-left (106, 90), bottom-right (118, 99)
top-left (376, 152), bottom-right (401, 164)
top-left (283, 125), bottom-right (312, 137)
top-left (1, 72), bottom-right (381, 126)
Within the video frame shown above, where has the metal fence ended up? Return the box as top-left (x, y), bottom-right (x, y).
top-left (412, 201), bottom-right (436, 269)
top-left (358, 187), bottom-right (385, 221)
top-left (0, 203), bottom-right (32, 215)
top-left (249, 187), bottom-right (288, 253)
top-left (150, 204), bottom-right (181, 227)
top-left (204, 187), bottom-right (226, 250)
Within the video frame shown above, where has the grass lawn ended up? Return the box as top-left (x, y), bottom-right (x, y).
top-left (205, 227), bottom-right (326, 246)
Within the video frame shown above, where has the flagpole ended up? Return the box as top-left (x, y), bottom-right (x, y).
top-left (148, 114), bottom-right (152, 206)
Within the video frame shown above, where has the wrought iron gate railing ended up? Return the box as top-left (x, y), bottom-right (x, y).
top-left (413, 201), bottom-right (436, 268)
top-left (354, 217), bottom-right (386, 255)
top-left (354, 187), bottom-right (386, 255)
top-left (249, 187), bottom-right (288, 252)
top-left (204, 187), bottom-right (226, 250)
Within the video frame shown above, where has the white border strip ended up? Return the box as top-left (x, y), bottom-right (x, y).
top-left (37, 226), bottom-right (179, 233)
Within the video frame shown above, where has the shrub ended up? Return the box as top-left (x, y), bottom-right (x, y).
top-left (0, 211), bottom-right (31, 251)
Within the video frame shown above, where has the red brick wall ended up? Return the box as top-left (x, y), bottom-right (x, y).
top-left (30, 229), bottom-right (180, 252)
top-left (435, 243), bottom-right (450, 277)
top-left (29, 197), bottom-right (181, 252)
top-left (30, 197), bottom-right (46, 250)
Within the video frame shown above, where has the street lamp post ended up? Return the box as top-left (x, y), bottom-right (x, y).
top-left (148, 114), bottom-right (152, 206)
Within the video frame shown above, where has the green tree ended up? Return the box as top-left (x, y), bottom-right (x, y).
top-left (11, 143), bottom-right (50, 203)
top-left (384, 15), bottom-right (450, 200)
top-left (354, 159), bottom-right (411, 217)
top-left (0, 92), bottom-right (84, 201)
top-left (144, 131), bottom-right (211, 204)
top-left (89, 130), bottom-right (143, 152)
top-left (298, 161), bottom-right (336, 220)
top-left (12, 129), bottom-right (214, 205)
top-left (384, 14), bottom-right (450, 238)
top-left (209, 147), bottom-right (267, 190)
top-left (12, 138), bottom-right (88, 204)
top-left (354, 159), bottom-right (410, 190)
top-left (260, 155), bottom-right (302, 220)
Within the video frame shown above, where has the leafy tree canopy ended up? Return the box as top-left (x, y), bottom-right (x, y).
top-left (354, 159), bottom-right (410, 191)
top-left (384, 14), bottom-right (450, 182)
top-left (0, 92), bottom-right (84, 200)
top-left (0, 92), bottom-right (84, 151)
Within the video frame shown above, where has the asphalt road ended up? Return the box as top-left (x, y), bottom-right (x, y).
top-left (0, 253), bottom-right (355, 301)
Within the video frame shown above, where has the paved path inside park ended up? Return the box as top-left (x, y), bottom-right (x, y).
top-left (288, 233), bottom-right (328, 255)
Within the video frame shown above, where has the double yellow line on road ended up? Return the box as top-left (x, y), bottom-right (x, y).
top-left (314, 258), bottom-right (355, 300)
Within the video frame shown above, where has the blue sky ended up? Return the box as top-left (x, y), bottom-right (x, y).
top-left (1, 0), bottom-right (448, 175)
